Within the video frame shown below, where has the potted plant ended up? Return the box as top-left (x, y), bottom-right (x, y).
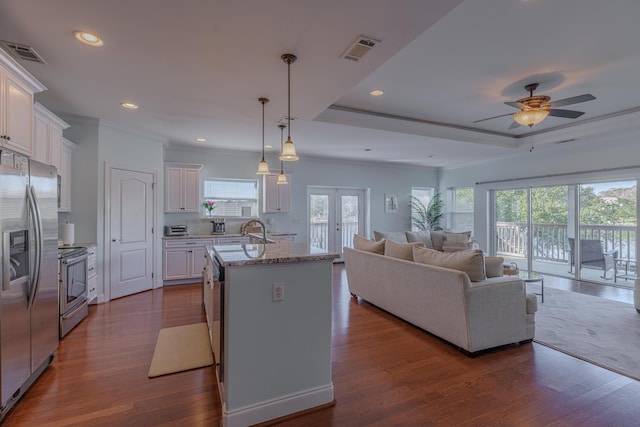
top-left (410, 193), bottom-right (444, 231)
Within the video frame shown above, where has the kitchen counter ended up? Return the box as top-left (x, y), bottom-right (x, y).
top-left (210, 240), bottom-right (336, 267)
top-left (203, 241), bottom-right (338, 426)
top-left (162, 233), bottom-right (244, 239)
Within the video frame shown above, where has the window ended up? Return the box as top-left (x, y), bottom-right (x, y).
top-left (202, 178), bottom-right (259, 217)
top-left (448, 187), bottom-right (474, 233)
top-left (410, 187), bottom-right (434, 231)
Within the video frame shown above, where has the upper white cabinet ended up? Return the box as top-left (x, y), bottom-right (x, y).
top-left (0, 49), bottom-right (46, 156)
top-left (165, 163), bottom-right (203, 213)
top-left (263, 173), bottom-right (291, 213)
top-left (58, 139), bottom-right (75, 212)
top-left (33, 102), bottom-right (69, 171)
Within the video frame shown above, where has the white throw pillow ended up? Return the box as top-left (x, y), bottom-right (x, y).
top-left (373, 230), bottom-right (408, 243)
top-left (384, 240), bottom-right (424, 261)
top-left (353, 234), bottom-right (385, 255)
top-left (413, 246), bottom-right (486, 282)
top-left (405, 231), bottom-right (433, 249)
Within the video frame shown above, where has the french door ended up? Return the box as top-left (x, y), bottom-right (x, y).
top-left (309, 187), bottom-right (366, 260)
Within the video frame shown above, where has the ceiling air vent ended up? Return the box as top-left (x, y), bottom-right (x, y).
top-left (340, 36), bottom-right (380, 62)
top-left (0, 41), bottom-right (47, 64)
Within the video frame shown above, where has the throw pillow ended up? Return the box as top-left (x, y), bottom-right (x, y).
top-left (353, 234), bottom-right (385, 255)
top-left (430, 230), bottom-right (445, 251)
top-left (442, 241), bottom-right (473, 252)
top-left (413, 246), bottom-right (486, 282)
top-left (485, 256), bottom-right (504, 278)
top-left (384, 240), bottom-right (424, 261)
top-left (373, 230), bottom-right (408, 243)
top-left (405, 231), bottom-right (433, 249)
top-left (444, 231), bottom-right (472, 244)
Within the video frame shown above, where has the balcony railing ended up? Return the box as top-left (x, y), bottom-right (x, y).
top-left (310, 220), bottom-right (359, 250)
top-left (496, 222), bottom-right (636, 263)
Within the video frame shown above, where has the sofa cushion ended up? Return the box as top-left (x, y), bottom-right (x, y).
top-left (405, 231), bottom-right (433, 249)
top-left (485, 256), bottom-right (504, 278)
top-left (430, 230), bottom-right (445, 251)
top-left (353, 234), bottom-right (385, 254)
top-left (373, 230), bottom-right (408, 243)
top-left (413, 246), bottom-right (486, 282)
top-left (384, 240), bottom-right (424, 261)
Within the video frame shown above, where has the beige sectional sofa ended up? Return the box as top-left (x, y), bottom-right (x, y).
top-left (344, 237), bottom-right (537, 355)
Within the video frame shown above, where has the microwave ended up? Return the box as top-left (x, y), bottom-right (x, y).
top-left (164, 225), bottom-right (189, 236)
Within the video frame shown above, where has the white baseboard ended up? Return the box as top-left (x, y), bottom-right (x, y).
top-left (222, 383), bottom-right (334, 427)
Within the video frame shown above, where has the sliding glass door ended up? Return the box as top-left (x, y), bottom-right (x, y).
top-left (493, 180), bottom-right (637, 287)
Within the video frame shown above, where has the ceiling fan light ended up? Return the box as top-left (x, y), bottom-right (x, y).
top-left (256, 159), bottom-right (270, 175)
top-left (279, 138), bottom-right (299, 161)
top-left (277, 172), bottom-right (288, 184)
top-left (514, 109), bottom-right (549, 127)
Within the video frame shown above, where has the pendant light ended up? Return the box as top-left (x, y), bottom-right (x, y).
top-left (280, 53), bottom-right (299, 161)
top-left (277, 124), bottom-right (288, 184)
top-left (256, 97), bottom-right (270, 175)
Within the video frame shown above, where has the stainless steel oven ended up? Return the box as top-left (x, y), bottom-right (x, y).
top-left (58, 247), bottom-right (88, 337)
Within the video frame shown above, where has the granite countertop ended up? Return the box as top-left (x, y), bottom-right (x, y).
top-left (209, 240), bottom-right (339, 267)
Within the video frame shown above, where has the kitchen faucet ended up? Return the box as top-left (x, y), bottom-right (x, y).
top-left (242, 219), bottom-right (267, 244)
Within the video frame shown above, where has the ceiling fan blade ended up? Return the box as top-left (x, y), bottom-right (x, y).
top-left (548, 94), bottom-right (596, 108)
top-left (508, 121), bottom-right (522, 130)
top-left (504, 101), bottom-right (527, 109)
top-left (548, 109), bottom-right (585, 119)
top-left (473, 112), bottom-right (514, 123)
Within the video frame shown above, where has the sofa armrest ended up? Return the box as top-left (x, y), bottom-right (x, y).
top-left (464, 278), bottom-right (530, 351)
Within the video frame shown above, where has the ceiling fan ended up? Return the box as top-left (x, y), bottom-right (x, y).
top-left (474, 83), bottom-right (596, 129)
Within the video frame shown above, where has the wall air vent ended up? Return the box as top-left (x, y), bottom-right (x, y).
top-left (0, 41), bottom-right (47, 64)
top-left (340, 36), bottom-right (380, 62)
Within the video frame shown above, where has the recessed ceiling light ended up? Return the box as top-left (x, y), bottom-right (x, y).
top-left (120, 102), bottom-right (139, 110)
top-left (73, 31), bottom-right (104, 47)
top-left (369, 89), bottom-right (384, 96)
top-left (196, 138), bottom-right (206, 142)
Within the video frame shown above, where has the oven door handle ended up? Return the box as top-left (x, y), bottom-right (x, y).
top-left (62, 254), bottom-right (87, 265)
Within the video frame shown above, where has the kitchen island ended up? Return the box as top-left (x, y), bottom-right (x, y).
top-left (204, 240), bottom-right (339, 427)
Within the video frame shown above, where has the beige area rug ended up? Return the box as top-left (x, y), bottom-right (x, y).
top-left (533, 286), bottom-right (640, 381)
top-left (148, 323), bottom-right (214, 378)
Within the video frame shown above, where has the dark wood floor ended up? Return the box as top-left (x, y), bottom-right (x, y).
top-left (3, 265), bottom-right (639, 426)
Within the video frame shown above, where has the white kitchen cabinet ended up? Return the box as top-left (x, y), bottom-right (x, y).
top-left (263, 173), bottom-right (291, 213)
top-left (58, 139), bottom-right (74, 212)
top-left (0, 50), bottom-right (45, 156)
top-left (162, 238), bottom-right (213, 283)
top-left (86, 245), bottom-right (98, 304)
top-left (33, 103), bottom-right (69, 171)
top-left (165, 163), bottom-right (202, 213)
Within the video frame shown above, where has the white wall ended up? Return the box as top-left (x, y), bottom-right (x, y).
top-left (164, 146), bottom-right (439, 241)
top-left (62, 116), bottom-right (166, 300)
top-left (439, 133), bottom-right (640, 251)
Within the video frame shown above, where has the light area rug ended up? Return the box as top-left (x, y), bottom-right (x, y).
top-left (148, 322), bottom-right (214, 378)
top-left (534, 286), bottom-right (640, 381)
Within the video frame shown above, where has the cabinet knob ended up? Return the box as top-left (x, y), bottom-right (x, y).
top-left (5, 135), bottom-right (10, 141)
top-left (112, 239), bottom-right (120, 242)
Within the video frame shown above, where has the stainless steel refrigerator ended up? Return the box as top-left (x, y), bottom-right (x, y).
top-left (0, 148), bottom-right (58, 419)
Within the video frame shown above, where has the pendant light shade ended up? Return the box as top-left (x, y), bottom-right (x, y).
top-left (277, 124), bottom-right (288, 185)
top-left (280, 53), bottom-right (299, 161)
top-left (256, 97), bottom-right (270, 175)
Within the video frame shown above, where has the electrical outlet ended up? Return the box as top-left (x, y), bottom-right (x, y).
top-left (272, 282), bottom-right (285, 301)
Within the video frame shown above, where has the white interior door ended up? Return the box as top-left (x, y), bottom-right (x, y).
top-left (108, 167), bottom-right (155, 299)
top-left (309, 187), bottom-right (366, 260)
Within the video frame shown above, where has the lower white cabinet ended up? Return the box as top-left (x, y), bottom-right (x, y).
top-left (86, 245), bottom-right (98, 304)
top-left (162, 238), bottom-right (213, 283)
